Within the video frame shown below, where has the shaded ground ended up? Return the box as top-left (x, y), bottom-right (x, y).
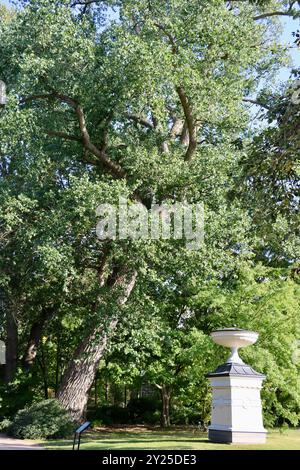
top-left (45, 426), bottom-right (300, 450)
top-left (0, 433), bottom-right (44, 450)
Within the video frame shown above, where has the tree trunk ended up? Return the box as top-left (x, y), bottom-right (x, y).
top-left (124, 385), bottom-right (127, 406)
top-left (160, 385), bottom-right (171, 428)
top-left (22, 307), bottom-right (54, 370)
top-left (38, 342), bottom-right (49, 399)
top-left (105, 380), bottom-right (109, 402)
top-left (94, 373), bottom-right (98, 406)
top-left (55, 333), bottom-right (61, 395)
top-left (57, 270), bottom-right (137, 421)
top-left (5, 309), bottom-right (18, 384)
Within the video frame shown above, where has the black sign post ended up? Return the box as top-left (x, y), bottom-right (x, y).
top-left (72, 421), bottom-right (91, 450)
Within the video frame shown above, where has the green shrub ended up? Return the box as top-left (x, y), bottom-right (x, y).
top-left (0, 373), bottom-right (36, 420)
top-left (127, 397), bottom-right (161, 424)
top-left (88, 405), bottom-right (130, 425)
top-left (170, 404), bottom-right (204, 425)
top-left (7, 399), bottom-right (75, 440)
top-left (0, 418), bottom-right (12, 432)
top-left (87, 397), bottom-right (161, 425)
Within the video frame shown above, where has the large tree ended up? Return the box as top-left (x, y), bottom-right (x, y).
top-left (0, 0), bottom-right (295, 420)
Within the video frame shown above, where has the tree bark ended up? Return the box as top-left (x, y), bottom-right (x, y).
top-left (38, 342), bottom-right (49, 399)
top-left (55, 333), bottom-right (61, 394)
top-left (105, 380), bottom-right (109, 402)
top-left (94, 373), bottom-right (98, 406)
top-left (160, 385), bottom-right (172, 428)
top-left (5, 309), bottom-right (18, 384)
top-left (56, 270), bottom-right (137, 421)
top-left (124, 385), bottom-right (127, 407)
top-left (22, 307), bottom-right (54, 370)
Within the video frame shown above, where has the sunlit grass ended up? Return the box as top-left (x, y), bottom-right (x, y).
top-left (44, 427), bottom-right (300, 450)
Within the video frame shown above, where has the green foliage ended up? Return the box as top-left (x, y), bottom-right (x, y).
top-left (0, 418), bottom-right (12, 432)
top-left (238, 72), bottom-right (300, 263)
top-left (88, 397), bottom-right (161, 425)
top-left (7, 399), bottom-right (75, 440)
top-left (88, 405), bottom-right (131, 426)
top-left (188, 263), bottom-right (300, 426)
top-left (170, 404), bottom-right (206, 427)
top-left (127, 397), bottom-right (161, 425)
top-left (0, 372), bottom-right (37, 420)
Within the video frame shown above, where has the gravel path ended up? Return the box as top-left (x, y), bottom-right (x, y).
top-left (0, 434), bottom-right (44, 450)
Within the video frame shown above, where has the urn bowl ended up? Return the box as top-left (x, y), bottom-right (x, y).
top-left (211, 328), bottom-right (258, 349)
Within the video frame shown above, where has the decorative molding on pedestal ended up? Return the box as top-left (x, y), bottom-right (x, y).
top-left (207, 328), bottom-right (267, 444)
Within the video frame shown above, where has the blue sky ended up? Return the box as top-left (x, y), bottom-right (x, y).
top-left (279, 17), bottom-right (300, 81)
top-left (1, 0), bottom-right (299, 83)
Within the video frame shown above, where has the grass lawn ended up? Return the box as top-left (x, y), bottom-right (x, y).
top-left (44, 426), bottom-right (300, 450)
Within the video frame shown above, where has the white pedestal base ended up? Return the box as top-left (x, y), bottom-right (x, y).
top-left (207, 365), bottom-right (267, 445)
top-left (208, 429), bottom-right (267, 444)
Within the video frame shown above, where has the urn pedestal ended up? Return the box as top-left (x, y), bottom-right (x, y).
top-left (207, 328), bottom-right (267, 444)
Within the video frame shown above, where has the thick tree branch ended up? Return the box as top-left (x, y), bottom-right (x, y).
top-left (21, 92), bottom-right (126, 179)
top-left (180, 120), bottom-right (189, 146)
top-left (242, 98), bottom-right (270, 110)
top-left (254, 11), bottom-right (295, 20)
top-left (75, 105), bottom-right (126, 178)
top-left (124, 113), bottom-right (154, 129)
top-left (71, 0), bottom-right (101, 7)
top-left (176, 86), bottom-right (197, 161)
top-left (20, 93), bottom-right (55, 103)
top-left (154, 22), bottom-right (178, 53)
top-left (22, 306), bottom-right (55, 370)
top-left (170, 118), bottom-right (184, 139)
top-left (45, 130), bottom-right (82, 142)
top-left (153, 23), bottom-right (198, 161)
top-left (21, 91), bottom-right (77, 108)
top-left (254, 3), bottom-right (299, 21)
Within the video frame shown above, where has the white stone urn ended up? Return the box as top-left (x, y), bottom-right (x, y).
top-left (210, 328), bottom-right (258, 364)
top-left (207, 327), bottom-right (267, 444)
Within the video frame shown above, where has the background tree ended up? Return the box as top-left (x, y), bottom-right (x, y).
top-left (239, 71), bottom-right (300, 266)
